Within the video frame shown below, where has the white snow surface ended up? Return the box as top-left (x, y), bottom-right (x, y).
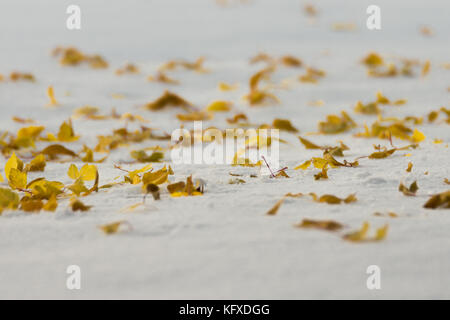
top-left (0, 0), bottom-right (449, 299)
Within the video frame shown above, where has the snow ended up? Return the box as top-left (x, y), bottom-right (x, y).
top-left (0, 0), bottom-right (449, 299)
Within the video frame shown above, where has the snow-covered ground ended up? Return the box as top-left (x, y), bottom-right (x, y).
top-left (0, 0), bottom-right (449, 299)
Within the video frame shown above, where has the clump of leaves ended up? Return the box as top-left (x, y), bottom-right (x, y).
top-left (423, 191), bottom-right (450, 209)
top-left (318, 111), bottom-right (356, 134)
top-left (168, 176), bottom-right (204, 197)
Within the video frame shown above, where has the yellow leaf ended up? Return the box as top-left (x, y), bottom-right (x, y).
top-left (406, 162), bottom-right (413, 172)
top-left (0, 187), bottom-right (20, 213)
top-left (25, 154), bottom-right (46, 172)
top-left (98, 221), bottom-right (130, 234)
top-left (375, 224), bottom-right (389, 241)
top-left (298, 136), bottom-right (322, 149)
top-left (272, 119), bottom-right (299, 133)
top-left (343, 222), bottom-right (370, 242)
top-left (79, 164), bottom-right (97, 181)
top-left (70, 198), bottom-right (92, 211)
top-left (218, 82), bottom-right (238, 91)
top-left (46, 86), bottom-right (59, 106)
top-left (296, 219), bottom-right (343, 231)
top-left (8, 168), bottom-right (27, 190)
top-left (20, 198), bottom-right (44, 212)
top-left (5, 152), bottom-right (24, 181)
top-left (312, 157), bottom-right (328, 169)
top-left (57, 120), bottom-right (79, 142)
top-left (206, 100), bottom-right (232, 112)
top-left (267, 197), bottom-right (285, 215)
top-left (43, 194), bottom-right (58, 212)
top-left (67, 164), bottom-right (79, 180)
top-left (294, 160), bottom-right (311, 170)
top-left (411, 128), bottom-right (426, 143)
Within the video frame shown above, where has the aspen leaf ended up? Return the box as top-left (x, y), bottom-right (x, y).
top-left (318, 111), bottom-right (356, 134)
top-left (24, 154), bottom-right (46, 172)
top-left (422, 60), bottom-right (431, 77)
top-left (57, 120), bottom-right (79, 142)
top-left (362, 53), bottom-right (384, 68)
top-left (98, 221), bottom-right (131, 234)
top-left (167, 181), bottom-right (186, 193)
top-left (296, 219), bottom-right (343, 231)
top-left (343, 222), bottom-right (370, 242)
top-left (343, 222), bottom-right (388, 242)
top-left (218, 82), bottom-right (238, 91)
top-left (20, 198), bottom-right (44, 213)
top-left (411, 128), bottom-right (426, 143)
top-left (229, 178), bottom-right (246, 184)
top-left (298, 136), bottom-right (321, 149)
top-left (115, 63), bottom-right (139, 75)
top-left (0, 188), bottom-right (20, 213)
top-left (70, 198), bottom-right (92, 212)
top-left (131, 150), bottom-right (164, 163)
top-left (41, 144), bottom-right (77, 159)
top-left (226, 113), bottom-right (248, 124)
top-left (368, 148), bottom-right (396, 159)
top-left (67, 164), bottom-right (97, 181)
top-left (398, 180), bottom-right (419, 196)
top-left (406, 162), bottom-right (413, 172)
top-left (27, 179), bottom-right (64, 200)
top-left (280, 55), bottom-right (302, 67)
top-left (8, 168), bottom-right (27, 190)
top-left (267, 197), bottom-right (285, 215)
top-left (147, 72), bottom-right (179, 84)
top-left (375, 225), bottom-right (389, 241)
top-left (145, 184), bottom-right (160, 200)
top-left (206, 100), bottom-right (232, 112)
top-left (294, 160), bottom-right (311, 170)
top-left (142, 169), bottom-right (169, 186)
top-left (5, 152), bottom-right (24, 181)
top-left (314, 166), bottom-right (329, 180)
top-left (144, 90), bottom-right (193, 111)
top-left (46, 86), bottom-right (59, 106)
top-left (177, 111), bottom-right (212, 121)
top-left (423, 191), bottom-right (450, 209)
top-left (272, 119), bottom-right (299, 133)
top-left (43, 194), bottom-right (58, 212)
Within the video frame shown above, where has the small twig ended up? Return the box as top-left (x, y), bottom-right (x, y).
top-left (261, 156), bottom-right (275, 178)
